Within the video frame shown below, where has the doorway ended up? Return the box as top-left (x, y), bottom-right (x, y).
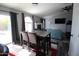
top-left (0, 12), bottom-right (12, 44)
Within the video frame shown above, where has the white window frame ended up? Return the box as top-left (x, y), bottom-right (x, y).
top-left (25, 16), bottom-right (33, 32)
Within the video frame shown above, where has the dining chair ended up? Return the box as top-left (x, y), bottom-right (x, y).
top-left (27, 32), bottom-right (42, 55)
top-left (21, 32), bottom-right (29, 48)
top-left (27, 32), bottom-right (37, 48)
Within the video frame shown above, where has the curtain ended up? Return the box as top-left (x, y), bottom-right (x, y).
top-left (21, 13), bottom-right (25, 31)
top-left (32, 15), bottom-right (35, 30)
top-left (10, 12), bottom-right (20, 44)
top-left (44, 19), bottom-right (46, 30)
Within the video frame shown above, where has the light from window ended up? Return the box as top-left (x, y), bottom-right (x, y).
top-left (0, 14), bottom-right (12, 44)
top-left (25, 17), bottom-right (33, 32)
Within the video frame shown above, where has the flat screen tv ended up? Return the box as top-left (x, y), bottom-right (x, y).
top-left (55, 18), bottom-right (66, 24)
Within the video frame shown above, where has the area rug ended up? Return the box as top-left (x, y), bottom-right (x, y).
top-left (50, 48), bottom-right (57, 56)
top-left (7, 44), bottom-right (36, 56)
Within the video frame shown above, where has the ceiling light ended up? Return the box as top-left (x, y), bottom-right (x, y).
top-left (32, 3), bottom-right (38, 6)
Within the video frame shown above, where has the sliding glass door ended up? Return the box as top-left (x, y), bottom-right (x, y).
top-left (0, 12), bottom-right (12, 44)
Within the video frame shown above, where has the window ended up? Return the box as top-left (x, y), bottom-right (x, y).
top-left (0, 13), bottom-right (12, 44)
top-left (25, 17), bottom-right (33, 32)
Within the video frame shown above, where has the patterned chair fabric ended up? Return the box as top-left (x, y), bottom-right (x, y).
top-left (21, 32), bottom-right (29, 42)
top-left (21, 32), bottom-right (29, 45)
top-left (28, 32), bottom-right (37, 44)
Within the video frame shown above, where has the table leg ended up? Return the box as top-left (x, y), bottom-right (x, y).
top-left (49, 33), bottom-right (51, 49)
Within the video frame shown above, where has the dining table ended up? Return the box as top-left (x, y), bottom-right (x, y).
top-left (30, 30), bottom-right (51, 55)
top-left (20, 30), bottom-right (51, 55)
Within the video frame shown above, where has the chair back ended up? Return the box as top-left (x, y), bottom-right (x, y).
top-left (28, 32), bottom-right (37, 44)
top-left (21, 32), bottom-right (29, 42)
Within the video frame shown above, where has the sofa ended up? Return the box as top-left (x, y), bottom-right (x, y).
top-left (47, 28), bottom-right (63, 49)
top-left (47, 29), bottom-right (63, 40)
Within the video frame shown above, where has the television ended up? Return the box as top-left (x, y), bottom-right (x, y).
top-left (55, 18), bottom-right (66, 24)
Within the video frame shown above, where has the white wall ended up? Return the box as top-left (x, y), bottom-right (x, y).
top-left (44, 10), bottom-right (72, 32)
top-left (33, 16), bottom-right (41, 23)
top-left (69, 3), bottom-right (79, 56)
top-left (33, 16), bottom-right (41, 29)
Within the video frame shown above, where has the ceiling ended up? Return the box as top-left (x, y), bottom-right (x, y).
top-left (0, 3), bottom-right (72, 17)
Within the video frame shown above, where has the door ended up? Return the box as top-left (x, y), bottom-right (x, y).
top-left (0, 12), bottom-right (12, 44)
top-left (69, 3), bottom-right (79, 56)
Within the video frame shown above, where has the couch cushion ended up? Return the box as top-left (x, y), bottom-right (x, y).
top-left (47, 29), bottom-right (63, 40)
